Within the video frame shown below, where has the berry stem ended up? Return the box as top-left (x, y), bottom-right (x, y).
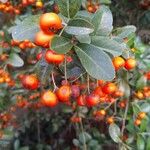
top-left (87, 74), bottom-right (90, 94)
top-left (51, 71), bottom-right (58, 91)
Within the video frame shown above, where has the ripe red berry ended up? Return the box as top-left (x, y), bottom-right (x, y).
top-left (102, 83), bottom-right (117, 94)
top-left (86, 93), bottom-right (99, 107)
top-left (56, 85), bottom-right (72, 102)
top-left (41, 90), bottom-right (58, 107)
top-left (124, 58), bottom-right (136, 70)
top-left (45, 50), bottom-right (64, 64)
top-left (22, 74), bottom-right (39, 90)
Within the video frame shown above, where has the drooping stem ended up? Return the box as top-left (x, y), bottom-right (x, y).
top-left (51, 71), bottom-right (58, 91)
top-left (121, 98), bottom-right (129, 136)
top-left (87, 74), bottom-right (90, 94)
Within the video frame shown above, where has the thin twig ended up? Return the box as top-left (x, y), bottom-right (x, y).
top-left (70, 72), bottom-right (86, 83)
top-left (121, 98), bottom-right (129, 136)
top-left (51, 71), bottom-right (58, 91)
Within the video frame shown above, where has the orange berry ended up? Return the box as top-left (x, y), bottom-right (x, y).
top-left (45, 50), bottom-right (64, 64)
top-left (36, 1), bottom-right (43, 8)
top-left (56, 85), bottom-right (72, 102)
top-left (135, 91), bottom-right (144, 99)
top-left (134, 119), bottom-right (141, 126)
top-left (124, 58), bottom-right (136, 70)
top-left (86, 93), bottom-right (99, 107)
top-left (95, 109), bottom-right (106, 117)
top-left (35, 31), bottom-right (54, 48)
top-left (102, 83), bottom-right (117, 94)
top-left (137, 112), bottom-right (146, 120)
top-left (40, 13), bottom-right (62, 34)
top-left (41, 90), bottom-right (58, 107)
top-left (22, 74), bottom-right (39, 90)
top-left (112, 56), bottom-right (125, 70)
top-left (106, 116), bottom-right (114, 124)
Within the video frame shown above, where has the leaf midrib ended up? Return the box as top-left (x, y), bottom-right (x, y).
top-left (74, 45), bottom-right (111, 79)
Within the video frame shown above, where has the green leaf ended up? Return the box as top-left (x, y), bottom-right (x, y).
top-left (74, 44), bottom-right (115, 80)
top-left (141, 103), bottom-right (150, 113)
top-left (73, 139), bottom-right (80, 146)
top-left (36, 61), bottom-right (53, 85)
top-left (132, 103), bottom-right (141, 115)
top-left (88, 139), bottom-right (99, 147)
top-left (137, 135), bottom-right (145, 150)
top-left (79, 132), bottom-right (92, 144)
top-left (118, 80), bottom-right (130, 98)
top-left (136, 76), bottom-right (147, 90)
top-left (92, 6), bottom-right (113, 36)
top-left (115, 25), bottom-right (136, 39)
top-left (8, 53), bottom-right (24, 67)
top-left (109, 123), bottom-right (121, 143)
top-left (75, 10), bottom-right (93, 21)
top-left (56, 0), bottom-right (81, 18)
top-left (126, 120), bottom-right (135, 134)
top-left (91, 36), bottom-right (124, 56)
top-left (12, 15), bottom-right (40, 42)
top-left (65, 18), bottom-right (94, 36)
top-left (76, 35), bottom-right (91, 44)
top-left (14, 139), bottom-right (20, 150)
top-left (146, 137), bottom-right (150, 150)
top-left (67, 66), bottom-right (84, 79)
top-left (140, 119), bottom-right (148, 132)
top-left (51, 35), bottom-right (73, 54)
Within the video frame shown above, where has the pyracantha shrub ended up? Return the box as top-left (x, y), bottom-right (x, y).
top-left (0, 0), bottom-right (150, 150)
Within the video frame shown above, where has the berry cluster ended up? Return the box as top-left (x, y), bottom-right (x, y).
top-left (0, 68), bottom-right (15, 87)
top-left (112, 56), bottom-right (136, 71)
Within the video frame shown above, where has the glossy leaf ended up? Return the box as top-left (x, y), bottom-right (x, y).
top-left (140, 119), bottom-right (148, 132)
top-left (79, 132), bottom-right (92, 144)
top-left (65, 18), bottom-right (94, 35)
top-left (146, 137), bottom-right (150, 150)
top-left (76, 35), bottom-right (91, 44)
top-left (109, 124), bottom-right (121, 143)
top-left (92, 6), bottom-right (113, 35)
top-left (75, 10), bottom-right (93, 21)
top-left (12, 15), bottom-right (40, 42)
top-left (91, 36), bottom-right (124, 56)
top-left (118, 80), bottom-right (130, 97)
top-left (115, 25), bottom-right (136, 39)
top-left (73, 139), bottom-right (80, 146)
top-left (137, 135), bottom-right (145, 150)
top-left (8, 53), bottom-right (24, 67)
top-left (51, 35), bottom-right (73, 54)
top-left (141, 103), bottom-right (150, 113)
top-left (56, 0), bottom-right (81, 18)
top-left (74, 43), bottom-right (115, 80)
top-left (136, 76), bottom-right (147, 90)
